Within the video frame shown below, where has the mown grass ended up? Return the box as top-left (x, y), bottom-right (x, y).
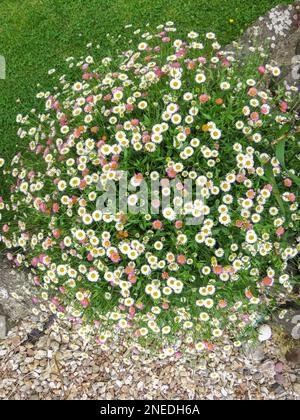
top-left (0, 0), bottom-right (293, 172)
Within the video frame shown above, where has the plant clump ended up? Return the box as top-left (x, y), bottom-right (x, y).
top-left (0, 22), bottom-right (299, 356)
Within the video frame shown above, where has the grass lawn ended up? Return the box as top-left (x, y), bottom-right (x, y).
top-left (0, 0), bottom-right (293, 170)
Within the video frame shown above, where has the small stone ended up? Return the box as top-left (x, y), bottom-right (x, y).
top-left (239, 383), bottom-right (248, 392)
top-left (115, 380), bottom-right (123, 388)
top-left (259, 360), bottom-right (275, 377)
top-left (0, 316), bottom-right (6, 339)
top-left (27, 349), bottom-right (35, 357)
top-left (271, 383), bottom-right (285, 395)
top-left (293, 383), bottom-right (300, 396)
top-left (92, 365), bottom-right (100, 374)
top-left (291, 324), bottom-right (300, 340)
top-left (286, 348), bottom-right (300, 365)
top-left (275, 362), bottom-right (284, 373)
top-left (243, 343), bottom-right (265, 362)
top-left (0, 349), bottom-right (7, 357)
top-left (35, 350), bottom-right (47, 360)
top-left (258, 325), bottom-right (272, 342)
top-left (29, 394), bottom-right (40, 400)
top-left (274, 373), bottom-right (288, 387)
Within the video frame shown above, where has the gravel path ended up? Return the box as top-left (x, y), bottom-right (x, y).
top-left (0, 318), bottom-right (299, 400)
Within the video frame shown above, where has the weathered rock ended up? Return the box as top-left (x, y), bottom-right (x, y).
top-left (235, 2), bottom-right (299, 49)
top-left (273, 307), bottom-right (300, 340)
top-left (0, 315), bottom-right (6, 339)
top-left (226, 1), bottom-right (300, 89)
top-left (272, 27), bottom-right (300, 89)
top-left (286, 347), bottom-right (300, 364)
top-left (242, 343), bottom-right (265, 362)
top-left (259, 360), bottom-right (276, 378)
top-left (293, 382), bottom-right (300, 396)
top-left (0, 257), bottom-right (34, 325)
top-left (291, 322), bottom-right (300, 340)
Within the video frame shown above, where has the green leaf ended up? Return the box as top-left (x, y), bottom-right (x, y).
top-left (275, 140), bottom-right (286, 168)
top-left (275, 139), bottom-right (300, 187)
top-left (264, 163), bottom-right (286, 216)
top-left (200, 112), bottom-right (213, 120)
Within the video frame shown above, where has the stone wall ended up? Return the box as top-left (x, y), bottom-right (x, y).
top-left (0, 257), bottom-right (34, 338)
top-left (227, 1), bottom-right (300, 89)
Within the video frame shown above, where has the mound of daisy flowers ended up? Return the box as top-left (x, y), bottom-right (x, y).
top-left (0, 22), bottom-right (299, 356)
